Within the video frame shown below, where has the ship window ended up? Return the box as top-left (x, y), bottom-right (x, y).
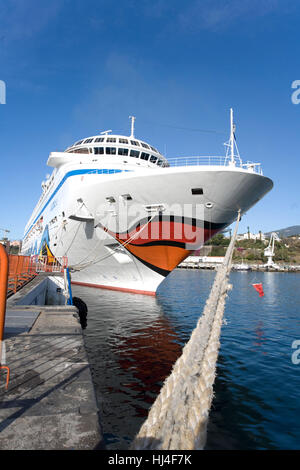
top-left (95, 137), bottom-right (105, 143)
top-left (150, 146), bottom-right (158, 152)
top-left (141, 142), bottom-right (150, 149)
top-left (130, 140), bottom-right (140, 146)
top-left (140, 152), bottom-right (150, 160)
top-left (191, 188), bottom-right (203, 195)
top-left (75, 140), bottom-right (84, 146)
top-left (130, 149), bottom-right (140, 158)
top-left (83, 138), bottom-right (94, 143)
top-left (150, 155), bottom-right (158, 163)
top-left (107, 137), bottom-right (116, 143)
top-left (106, 147), bottom-right (116, 155)
top-left (94, 147), bottom-right (104, 155)
top-left (122, 194), bottom-right (132, 201)
top-left (73, 148), bottom-right (89, 154)
top-left (118, 148), bottom-right (129, 156)
top-left (119, 138), bottom-right (128, 144)
top-left (157, 159), bottom-right (164, 166)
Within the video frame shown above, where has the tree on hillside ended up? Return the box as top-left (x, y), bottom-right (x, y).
top-left (205, 233), bottom-right (230, 246)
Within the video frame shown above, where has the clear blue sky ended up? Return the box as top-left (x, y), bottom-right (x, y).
top-left (1, 0), bottom-right (299, 240)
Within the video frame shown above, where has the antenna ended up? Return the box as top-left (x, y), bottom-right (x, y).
top-left (129, 116), bottom-right (135, 138)
top-left (224, 108), bottom-right (241, 167)
top-left (230, 108), bottom-right (234, 165)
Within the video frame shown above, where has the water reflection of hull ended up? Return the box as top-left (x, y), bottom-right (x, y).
top-left (115, 316), bottom-right (182, 415)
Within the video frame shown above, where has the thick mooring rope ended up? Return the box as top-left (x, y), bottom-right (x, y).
top-left (131, 211), bottom-right (241, 450)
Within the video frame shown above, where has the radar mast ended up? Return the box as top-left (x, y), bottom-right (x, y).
top-left (129, 116), bottom-right (136, 138)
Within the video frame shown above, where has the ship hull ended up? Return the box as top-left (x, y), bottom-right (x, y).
top-left (22, 162), bottom-right (273, 294)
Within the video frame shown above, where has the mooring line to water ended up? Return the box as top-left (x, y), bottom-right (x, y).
top-left (130, 211), bottom-right (241, 450)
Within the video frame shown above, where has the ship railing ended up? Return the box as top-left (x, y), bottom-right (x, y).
top-left (167, 156), bottom-right (263, 174)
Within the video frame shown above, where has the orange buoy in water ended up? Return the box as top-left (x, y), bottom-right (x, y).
top-left (252, 283), bottom-right (264, 297)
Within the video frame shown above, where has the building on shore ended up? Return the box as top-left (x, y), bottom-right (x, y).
top-left (9, 240), bottom-right (22, 254)
top-left (236, 232), bottom-right (268, 242)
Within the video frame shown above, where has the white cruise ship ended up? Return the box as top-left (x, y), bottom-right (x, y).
top-left (22, 112), bottom-right (273, 295)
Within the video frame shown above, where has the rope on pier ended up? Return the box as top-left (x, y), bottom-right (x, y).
top-left (131, 211), bottom-right (241, 450)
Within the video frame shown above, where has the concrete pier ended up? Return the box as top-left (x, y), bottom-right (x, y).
top-left (0, 277), bottom-right (104, 450)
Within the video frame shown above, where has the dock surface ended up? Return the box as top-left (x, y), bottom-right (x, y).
top-left (0, 304), bottom-right (103, 450)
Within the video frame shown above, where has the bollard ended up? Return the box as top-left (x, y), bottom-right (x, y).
top-left (0, 243), bottom-right (10, 388)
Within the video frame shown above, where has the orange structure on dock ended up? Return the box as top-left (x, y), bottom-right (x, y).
top-left (7, 254), bottom-right (68, 297)
top-left (7, 255), bottom-right (37, 296)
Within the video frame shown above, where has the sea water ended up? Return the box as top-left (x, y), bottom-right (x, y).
top-left (72, 270), bottom-right (300, 450)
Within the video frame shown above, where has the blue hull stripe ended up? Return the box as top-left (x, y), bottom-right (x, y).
top-left (24, 168), bottom-right (131, 238)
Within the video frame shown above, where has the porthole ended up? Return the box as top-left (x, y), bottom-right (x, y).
top-left (205, 202), bottom-right (214, 209)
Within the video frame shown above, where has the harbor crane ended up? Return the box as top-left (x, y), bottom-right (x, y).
top-left (0, 228), bottom-right (10, 239)
top-left (264, 232), bottom-right (280, 267)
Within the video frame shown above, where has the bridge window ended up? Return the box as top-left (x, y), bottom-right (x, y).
top-left (150, 146), bottom-right (158, 152)
top-left (118, 148), bottom-right (129, 156)
top-left (75, 140), bottom-right (84, 146)
top-left (130, 149), bottom-right (140, 158)
top-left (141, 152), bottom-right (150, 160)
top-left (119, 138), bottom-right (129, 144)
top-left (107, 137), bottom-right (116, 143)
top-left (131, 140), bottom-right (140, 146)
top-left (150, 155), bottom-right (157, 163)
top-left (95, 137), bottom-right (105, 143)
top-left (141, 142), bottom-right (150, 149)
top-left (83, 138), bottom-right (94, 143)
top-left (106, 147), bottom-right (116, 155)
top-left (94, 147), bottom-right (104, 155)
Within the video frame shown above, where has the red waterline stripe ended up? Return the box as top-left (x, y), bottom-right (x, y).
top-left (71, 281), bottom-right (156, 296)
